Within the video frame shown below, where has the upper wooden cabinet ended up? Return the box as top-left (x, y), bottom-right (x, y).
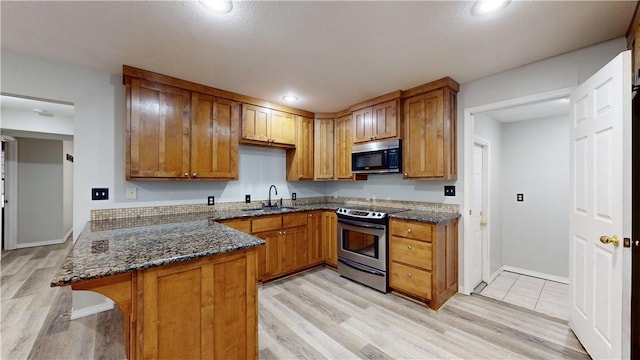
top-left (351, 92), bottom-right (401, 144)
top-left (126, 78), bottom-right (191, 179)
top-left (191, 93), bottom-right (240, 180)
top-left (402, 79), bottom-right (458, 180)
top-left (286, 116), bottom-right (314, 181)
top-left (334, 113), bottom-right (353, 180)
top-left (314, 118), bottom-right (335, 180)
top-left (241, 104), bottom-right (296, 147)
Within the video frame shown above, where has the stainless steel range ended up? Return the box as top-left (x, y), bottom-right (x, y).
top-left (336, 206), bottom-right (405, 293)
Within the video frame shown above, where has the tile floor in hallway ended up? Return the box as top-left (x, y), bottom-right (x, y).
top-left (479, 271), bottom-right (569, 320)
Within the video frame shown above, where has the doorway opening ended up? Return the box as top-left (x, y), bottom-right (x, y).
top-left (0, 95), bottom-right (74, 250)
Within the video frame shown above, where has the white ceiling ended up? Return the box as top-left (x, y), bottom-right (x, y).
top-left (0, 1), bottom-right (635, 113)
top-left (479, 97), bottom-right (570, 123)
top-left (0, 95), bottom-right (74, 119)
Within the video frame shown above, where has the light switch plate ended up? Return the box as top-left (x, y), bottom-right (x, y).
top-left (207, 196), bottom-right (215, 206)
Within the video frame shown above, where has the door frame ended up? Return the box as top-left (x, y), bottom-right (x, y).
top-left (461, 86), bottom-right (575, 294)
top-left (473, 137), bottom-right (491, 286)
top-left (2, 136), bottom-right (18, 250)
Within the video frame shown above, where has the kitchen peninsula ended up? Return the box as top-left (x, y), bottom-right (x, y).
top-left (51, 213), bottom-right (265, 360)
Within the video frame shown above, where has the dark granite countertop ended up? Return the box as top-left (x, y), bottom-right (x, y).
top-left (52, 202), bottom-right (459, 287)
top-left (51, 215), bottom-right (265, 287)
top-left (389, 210), bottom-right (461, 223)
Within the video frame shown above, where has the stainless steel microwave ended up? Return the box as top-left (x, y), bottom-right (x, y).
top-left (351, 139), bottom-right (401, 174)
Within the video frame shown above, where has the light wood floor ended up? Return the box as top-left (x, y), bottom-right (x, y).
top-left (1, 242), bottom-right (589, 359)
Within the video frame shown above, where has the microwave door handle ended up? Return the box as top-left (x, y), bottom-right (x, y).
top-left (337, 218), bottom-right (386, 230)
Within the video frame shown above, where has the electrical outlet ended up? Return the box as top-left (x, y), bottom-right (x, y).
top-left (517, 193), bottom-right (524, 202)
top-left (91, 188), bottom-right (108, 200)
top-left (444, 185), bottom-right (456, 196)
top-left (245, 194), bottom-right (251, 203)
top-left (207, 196), bottom-right (215, 206)
top-left (292, 192), bottom-right (296, 200)
top-left (126, 187), bottom-right (137, 200)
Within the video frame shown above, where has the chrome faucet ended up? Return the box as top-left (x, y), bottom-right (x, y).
top-left (267, 185), bottom-right (278, 207)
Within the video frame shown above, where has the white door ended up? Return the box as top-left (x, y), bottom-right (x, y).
top-left (472, 142), bottom-right (485, 288)
top-left (569, 51), bottom-right (631, 359)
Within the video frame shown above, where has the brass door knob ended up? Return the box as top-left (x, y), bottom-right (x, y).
top-left (184, 172), bottom-right (189, 177)
top-left (480, 220), bottom-right (487, 226)
top-left (407, 245), bottom-right (412, 250)
top-left (599, 235), bottom-right (620, 247)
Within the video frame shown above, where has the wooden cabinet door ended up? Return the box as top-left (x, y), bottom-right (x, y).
top-left (219, 218), bottom-right (251, 233)
top-left (352, 106), bottom-right (373, 143)
top-left (307, 211), bottom-right (323, 265)
top-left (191, 94), bottom-right (239, 179)
top-left (270, 110), bottom-right (296, 146)
top-left (127, 78), bottom-right (190, 179)
top-left (254, 230), bottom-right (281, 280)
top-left (322, 211), bottom-right (338, 267)
top-left (139, 253), bottom-right (256, 360)
top-left (334, 114), bottom-right (353, 180)
top-left (280, 225), bottom-right (308, 273)
top-left (241, 103), bottom-right (270, 142)
top-left (403, 90), bottom-right (445, 178)
top-left (372, 99), bottom-right (399, 140)
top-left (286, 116), bottom-right (314, 181)
top-left (314, 118), bottom-right (335, 180)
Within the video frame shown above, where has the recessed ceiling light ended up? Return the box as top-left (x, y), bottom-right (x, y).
top-left (282, 95), bottom-right (299, 103)
top-left (200, 0), bottom-right (233, 14)
top-left (471, 0), bottom-right (510, 16)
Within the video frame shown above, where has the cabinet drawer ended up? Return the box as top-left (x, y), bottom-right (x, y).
top-left (390, 262), bottom-right (432, 300)
top-left (283, 212), bottom-right (307, 228)
top-left (390, 236), bottom-right (432, 270)
top-left (252, 215), bottom-right (282, 233)
top-left (390, 220), bottom-right (433, 242)
top-left (219, 219), bottom-right (251, 234)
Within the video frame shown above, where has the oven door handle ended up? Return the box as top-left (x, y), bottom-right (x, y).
top-left (338, 258), bottom-right (386, 276)
top-left (337, 218), bottom-right (386, 230)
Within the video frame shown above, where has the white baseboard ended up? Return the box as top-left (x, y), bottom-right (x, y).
top-left (501, 265), bottom-right (569, 284)
top-left (15, 238), bottom-right (65, 249)
top-left (488, 265), bottom-right (505, 284)
top-left (63, 228), bottom-right (73, 242)
top-left (70, 298), bottom-right (115, 320)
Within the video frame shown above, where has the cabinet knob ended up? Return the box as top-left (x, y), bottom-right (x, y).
top-left (407, 229), bottom-right (412, 233)
top-left (283, 231), bottom-right (287, 235)
top-left (407, 273), bottom-right (412, 278)
top-left (299, 175), bottom-right (303, 179)
top-left (184, 172), bottom-right (189, 177)
top-left (404, 173), bottom-right (408, 176)
top-left (407, 245), bottom-right (412, 250)
top-left (192, 172), bottom-right (197, 177)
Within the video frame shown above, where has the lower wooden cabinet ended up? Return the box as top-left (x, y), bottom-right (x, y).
top-left (72, 249), bottom-right (258, 360)
top-left (389, 217), bottom-right (458, 310)
top-left (322, 211), bottom-right (338, 267)
top-left (307, 211), bottom-right (323, 265)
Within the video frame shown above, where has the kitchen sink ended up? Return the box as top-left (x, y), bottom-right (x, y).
top-left (241, 206), bottom-right (296, 214)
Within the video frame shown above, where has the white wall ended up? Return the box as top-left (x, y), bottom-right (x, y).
top-left (63, 140), bottom-right (73, 239)
top-left (501, 115), bottom-right (569, 278)
top-left (16, 138), bottom-right (64, 246)
top-left (474, 114), bottom-right (503, 275)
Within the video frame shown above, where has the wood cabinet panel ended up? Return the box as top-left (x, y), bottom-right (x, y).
top-left (372, 99), bottom-right (399, 141)
top-left (280, 225), bottom-right (308, 274)
top-left (403, 88), bottom-right (457, 180)
top-left (322, 211), bottom-right (338, 267)
top-left (286, 116), bottom-right (314, 181)
top-left (334, 114), bottom-right (353, 180)
top-left (191, 94), bottom-right (239, 179)
top-left (241, 103), bottom-right (270, 142)
top-left (307, 211), bottom-right (323, 265)
top-left (251, 215), bottom-right (282, 233)
top-left (390, 236), bottom-right (432, 270)
top-left (389, 219), bottom-right (433, 241)
top-left (254, 230), bottom-right (280, 281)
top-left (314, 118), bottom-right (335, 180)
top-left (127, 78), bottom-right (190, 179)
top-left (283, 212), bottom-right (308, 228)
top-left (353, 107), bottom-right (373, 143)
top-left (139, 251), bottom-right (257, 359)
top-left (390, 262), bottom-right (432, 300)
top-left (219, 218), bottom-right (251, 233)
top-left (389, 218), bottom-right (458, 310)
top-left (270, 110), bottom-right (296, 146)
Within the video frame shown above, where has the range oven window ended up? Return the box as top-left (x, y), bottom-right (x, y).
top-left (342, 229), bottom-right (379, 259)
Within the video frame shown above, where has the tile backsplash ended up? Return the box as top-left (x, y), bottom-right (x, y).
top-left (91, 196), bottom-right (459, 221)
